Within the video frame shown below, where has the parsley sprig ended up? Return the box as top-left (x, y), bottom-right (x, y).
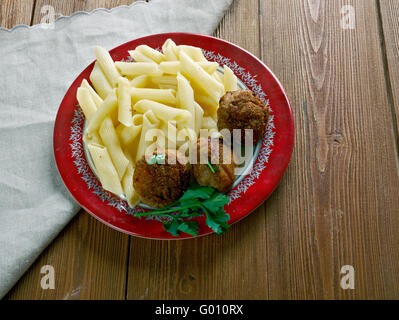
top-left (147, 154), bottom-right (166, 165)
top-left (207, 160), bottom-right (219, 173)
top-left (134, 185), bottom-right (230, 237)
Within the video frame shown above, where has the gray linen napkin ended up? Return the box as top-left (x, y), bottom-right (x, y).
top-left (0, 0), bottom-right (233, 299)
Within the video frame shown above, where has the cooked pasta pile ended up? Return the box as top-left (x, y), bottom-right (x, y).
top-left (77, 39), bottom-right (238, 207)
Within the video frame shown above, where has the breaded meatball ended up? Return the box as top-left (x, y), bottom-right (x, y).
top-left (217, 90), bottom-right (270, 145)
top-left (133, 150), bottom-right (191, 208)
top-left (192, 137), bottom-right (236, 193)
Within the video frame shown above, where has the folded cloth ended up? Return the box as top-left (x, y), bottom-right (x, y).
top-left (0, 0), bottom-right (233, 299)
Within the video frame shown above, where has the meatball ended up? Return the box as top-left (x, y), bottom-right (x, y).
top-left (217, 90), bottom-right (270, 145)
top-left (192, 137), bottom-right (236, 193)
top-left (133, 150), bottom-right (191, 208)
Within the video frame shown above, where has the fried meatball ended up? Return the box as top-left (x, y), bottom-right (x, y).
top-left (133, 150), bottom-right (191, 208)
top-left (192, 137), bottom-right (236, 193)
top-left (217, 90), bottom-right (270, 145)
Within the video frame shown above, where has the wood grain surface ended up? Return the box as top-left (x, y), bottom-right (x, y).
top-left (259, 0), bottom-right (399, 299)
top-left (1, 0), bottom-right (399, 300)
top-left (0, 0), bottom-right (34, 28)
top-left (379, 0), bottom-right (399, 148)
top-left (31, 0), bottom-right (139, 24)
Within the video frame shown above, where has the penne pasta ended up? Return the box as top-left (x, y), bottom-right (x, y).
top-left (212, 71), bottom-right (224, 85)
top-left (118, 114), bottom-right (143, 146)
top-left (223, 65), bottom-right (238, 91)
top-left (162, 39), bottom-right (179, 61)
top-left (81, 79), bottom-right (103, 108)
top-left (159, 61), bottom-right (219, 75)
top-left (159, 61), bottom-right (181, 74)
top-left (99, 117), bottom-right (130, 179)
top-left (115, 123), bottom-right (124, 137)
top-left (123, 143), bottom-right (139, 168)
top-left (83, 131), bottom-right (103, 146)
top-left (209, 128), bottom-right (223, 139)
top-left (194, 91), bottom-right (219, 117)
top-left (160, 121), bottom-right (177, 150)
top-left (150, 75), bottom-right (178, 87)
top-left (162, 39), bottom-right (174, 50)
top-left (87, 143), bottom-right (124, 196)
top-left (179, 51), bottom-right (224, 105)
top-left (117, 77), bottom-right (133, 127)
top-left (130, 74), bottom-right (149, 88)
top-left (193, 101), bottom-right (204, 135)
top-left (86, 90), bottom-right (118, 136)
top-left (81, 40), bottom-right (232, 203)
top-left (135, 110), bottom-right (161, 162)
top-left (134, 99), bottom-right (192, 123)
top-left (115, 62), bottom-right (161, 77)
top-left (77, 87), bottom-right (97, 121)
top-left (90, 62), bottom-right (113, 100)
top-left (109, 107), bottom-right (119, 127)
top-left (132, 113), bottom-right (144, 125)
top-left (198, 61), bottom-right (220, 74)
top-left (158, 84), bottom-right (178, 90)
top-left (94, 46), bottom-right (121, 87)
top-left (175, 45), bottom-right (207, 62)
top-left (201, 116), bottom-right (218, 130)
top-left (131, 88), bottom-right (177, 105)
top-left (128, 50), bottom-right (155, 63)
top-left (136, 45), bottom-right (166, 64)
top-left (122, 163), bottom-right (140, 207)
top-left (176, 73), bottom-right (196, 132)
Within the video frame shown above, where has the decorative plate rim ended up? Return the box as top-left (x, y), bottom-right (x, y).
top-left (54, 32), bottom-right (295, 240)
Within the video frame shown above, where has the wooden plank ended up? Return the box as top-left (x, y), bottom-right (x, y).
top-left (259, 0), bottom-right (399, 299)
top-left (31, 0), bottom-right (138, 24)
top-left (0, 0), bottom-right (35, 29)
top-left (126, 0), bottom-right (266, 300)
top-left (4, 1), bottom-right (146, 300)
top-left (4, 0), bottom-right (397, 301)
top-left (215, 0), bottom-right (261, 56)
top-left (379, 0), bottom-right (399, 153)
top-left (5, 211), bottom-right (129, 300)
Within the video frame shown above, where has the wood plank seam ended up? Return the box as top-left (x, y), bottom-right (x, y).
top-left (375, 0), bottom-right (399, 170)
top-left (30, 0), bottom-right (37, 26)
top-left (124, 236), bottom-right (131, 300)
top-left (258, 0), bottom-right (264, 59)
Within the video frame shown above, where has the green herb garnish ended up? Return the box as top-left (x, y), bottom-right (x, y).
top-left (207, 160), bottom-right (219, 173)
top-left (147, 154), bottom-right (166, 165)
top-left (134, 185), bottom-right (230, 237)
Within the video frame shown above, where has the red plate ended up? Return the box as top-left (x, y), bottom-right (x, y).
top-left (53, 32), bottom-right (294, 239)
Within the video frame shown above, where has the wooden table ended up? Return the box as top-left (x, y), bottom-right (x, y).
top-left (2, 0), bottom-right (398, 300)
